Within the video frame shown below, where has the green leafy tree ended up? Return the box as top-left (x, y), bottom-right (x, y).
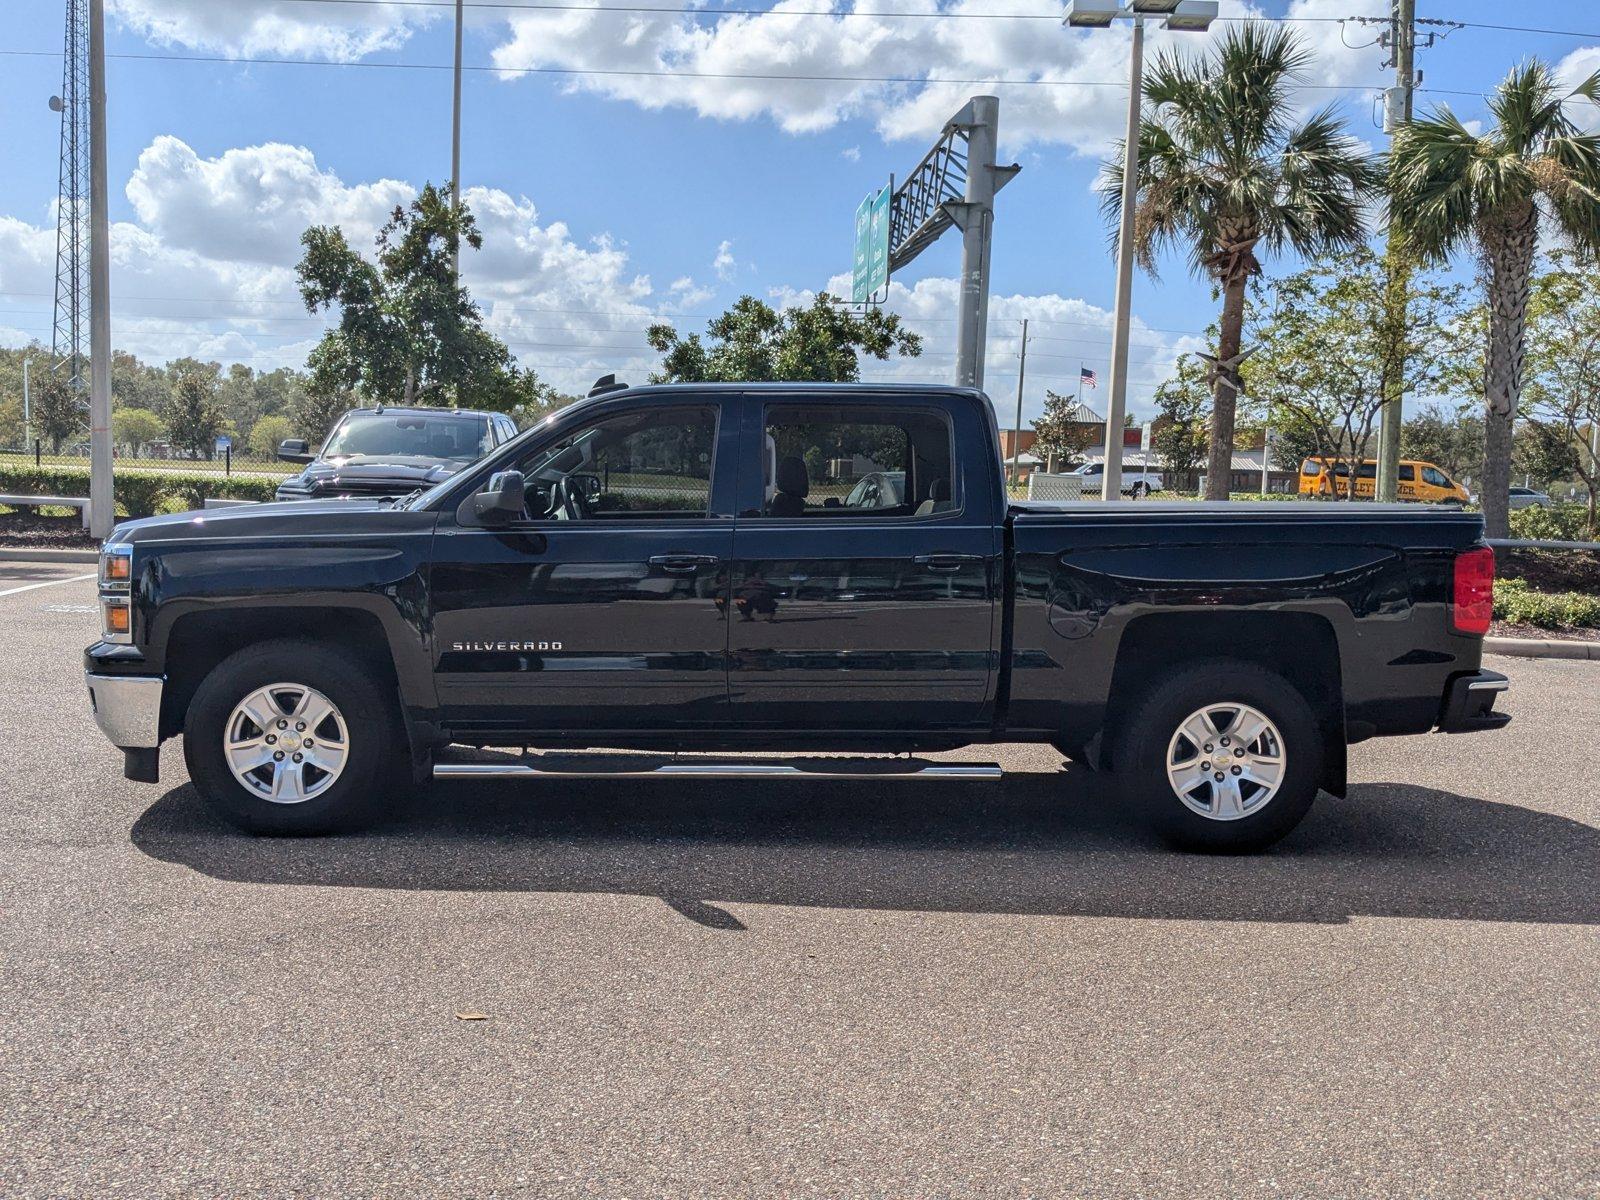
top-left (1103, 25), bottom-right (1379, 499)
top-left (1243, 245), bottom-right (1469, 498)
top-left (166, 371), bottom-right (228, 459)
top-left (112, 407), bottom-right (165, 455)
top-left (291, 386), bottom-right (351, 446)
top-left (647, 293), bottom-right (921, 384)
top-left (1390, 60), bottom-right (1600, 536)
top-left (247, 414), bottom-right (295, 458)
top-left (1519, 250), bottom-right (1600, 531)
top-left (1401, 402), bottom-right (1485, 485)
top-left (33, 374), bottom-right (85, 452)
top-left (111, 350), bottom-right (173, 414)
top-left (297, 183), bottom-right (529, 411)
top-left (1150, 354), bottom-right (1211, 484)
top-left (1030, 390), bottom-right (1096, 472)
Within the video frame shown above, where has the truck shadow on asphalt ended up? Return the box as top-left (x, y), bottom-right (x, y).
top-left (129, 771), bottom-right (1600, 928)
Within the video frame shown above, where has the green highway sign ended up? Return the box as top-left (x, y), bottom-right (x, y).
top-left (851, 184), bottom-right (891, 303)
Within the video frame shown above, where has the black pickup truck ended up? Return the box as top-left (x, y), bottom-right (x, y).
top-left (85, 382), bottom-right (1509, 851)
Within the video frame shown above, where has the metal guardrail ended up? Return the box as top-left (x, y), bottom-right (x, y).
top-left (1487, 538), bottom-right (1600, 552)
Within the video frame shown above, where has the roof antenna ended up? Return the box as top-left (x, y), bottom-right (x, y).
top-left (588, 373), bottom-right (628, 398)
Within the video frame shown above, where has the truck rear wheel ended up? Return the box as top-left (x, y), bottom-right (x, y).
top-left (183, 639), bottom-right (400, 835)
top-left (1114, 661), bottom-right (1323, 853)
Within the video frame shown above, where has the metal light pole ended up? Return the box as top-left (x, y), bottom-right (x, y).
top-left (21, 358), bottom-right (31, 451)
top-left (87, 0), bottom-right (112, 539)
top-left (1010, 318), bottom-right (1029, 487)
top-left (1102, 14), bottom-right (1143, 502)
top-left (451, 0), bottom-right (464, 280)
top-left (1064, 0), bottom-right (1217, 501)
top-left (954, 95), bottom-right (1000, 391)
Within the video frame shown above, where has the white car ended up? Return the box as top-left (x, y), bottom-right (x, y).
top-left (1507, 486), bottom-right (1550, 509)
top-left (1069, 461), bottom-right (1165, 498)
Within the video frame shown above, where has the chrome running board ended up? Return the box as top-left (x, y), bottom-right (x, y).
top-left (433, 755), bottom-right (1002, 781)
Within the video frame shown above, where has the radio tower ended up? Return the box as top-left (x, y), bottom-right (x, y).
top-left (50, 0), bottom-right (91, 391)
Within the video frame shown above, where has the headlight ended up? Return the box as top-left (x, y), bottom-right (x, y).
top-left (99, 542), bottom-right (134, 644)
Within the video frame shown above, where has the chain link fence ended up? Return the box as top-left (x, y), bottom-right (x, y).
top-left (0, 441), bottom-right (296, 478)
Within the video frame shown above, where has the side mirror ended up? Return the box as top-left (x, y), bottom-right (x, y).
top-left (568, 472), bottom-right (603, 501)
top-left (277, 438), bottom-right (314, 464)
top-left (471, 469), bottom-right (527, 524)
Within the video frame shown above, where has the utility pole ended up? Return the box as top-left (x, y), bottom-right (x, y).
top-left (451, 0), bottom-right (464, 280)
top-left (87, 0), bottom-right (112, 539)
top-left (22, 358), bottom-right (31, 450)
top-left (1010, 318), bottom-right (1029, 487)
top-left (1375, 0), bottom-right (1417, 502)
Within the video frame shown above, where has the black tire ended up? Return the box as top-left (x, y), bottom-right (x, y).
top-left (1113, 660), bottom-right (1324, 853)
top-left (183, 639), bottom-right (403, 835)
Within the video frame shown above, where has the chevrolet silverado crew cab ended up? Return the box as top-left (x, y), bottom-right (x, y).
top-left (84, 382), bottom-right (1509, 852)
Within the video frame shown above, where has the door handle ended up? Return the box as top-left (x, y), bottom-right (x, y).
top-left (914, 553), bottom-right (981, 573)
top-left (649, 554), bottom-right (720, 574)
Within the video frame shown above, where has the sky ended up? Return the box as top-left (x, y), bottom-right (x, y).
top-left (1, 0), bottom-right (1598, 425)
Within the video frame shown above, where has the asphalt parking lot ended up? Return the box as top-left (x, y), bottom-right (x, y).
top-left (2, 560), bottom-right (1596, 1198)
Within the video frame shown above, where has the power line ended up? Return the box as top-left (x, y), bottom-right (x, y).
top-left (156, 0), bottom-right (1598, 41)
top-left (204, 0), bottom-right (1353, 23)
top-left (0, 47), bottom-right (1393, 92)
top-left (0, 291), bottom-right (1210, 337)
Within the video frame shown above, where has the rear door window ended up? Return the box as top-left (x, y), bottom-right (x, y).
top-left (759, 405), bottom-right (956, 519)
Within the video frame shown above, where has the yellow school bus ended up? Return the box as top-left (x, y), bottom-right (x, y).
top-left (1298, 457), bottom-right (1470, 503)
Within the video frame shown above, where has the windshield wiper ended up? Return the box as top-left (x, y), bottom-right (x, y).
top-left (382, 488), bottom-right (426, 510)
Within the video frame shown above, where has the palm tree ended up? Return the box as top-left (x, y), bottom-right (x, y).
top-left (1102, 25), bottom-right (1378, 500)
top-left (1389, 61), bottom-right (1600, 537)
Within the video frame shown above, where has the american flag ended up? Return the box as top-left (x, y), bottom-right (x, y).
top-left (1080, 366), bottom-right (1098, 389)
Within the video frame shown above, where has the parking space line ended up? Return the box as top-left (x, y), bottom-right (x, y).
top-left (0, 572), bottom-right (96, 598)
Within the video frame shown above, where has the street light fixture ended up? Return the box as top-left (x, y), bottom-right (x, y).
top-left (1063, 0), bottom-right (1216, 500)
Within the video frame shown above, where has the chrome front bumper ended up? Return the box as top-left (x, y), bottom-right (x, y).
top-left (85, 671), bottom-right (164, 749)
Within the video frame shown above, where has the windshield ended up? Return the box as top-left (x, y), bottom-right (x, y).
top-left (322, 410), bottom-right (491, 463)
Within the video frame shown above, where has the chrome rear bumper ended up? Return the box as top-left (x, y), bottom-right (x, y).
top-left (85, 671), bottom-right (163, 749)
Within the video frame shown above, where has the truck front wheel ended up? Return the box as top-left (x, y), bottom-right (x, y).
top-left (183, 639), bottom-right (400, 835)
top-left (1114, 662), bottom-right (1324, 853)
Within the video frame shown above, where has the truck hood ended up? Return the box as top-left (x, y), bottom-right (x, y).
top-left (283, 455), bottom-right (463, 495)
top-left (109, 497), bottom-right (435, 545)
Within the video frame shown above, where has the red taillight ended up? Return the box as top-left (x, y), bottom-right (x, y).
top-left (1451, 545), bottom-right (1495, 636)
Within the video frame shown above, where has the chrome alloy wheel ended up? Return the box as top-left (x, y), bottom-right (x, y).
top-left (1165, 702), bottom-right (1286, 822)
top-left (223, 682), bottom-right (349, 804)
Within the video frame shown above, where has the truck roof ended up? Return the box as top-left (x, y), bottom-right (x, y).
top-left (596, 381), bottom-right (988, 400)
top-left (343, 405), bottom-right (501, 419)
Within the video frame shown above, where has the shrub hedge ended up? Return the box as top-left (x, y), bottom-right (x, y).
top-left (0, 463), bottom-right (279, 519)
top-left (1507, 502), bottom-right (1597, 543)
top-left (1494, 577), bottom-right (1600, 630)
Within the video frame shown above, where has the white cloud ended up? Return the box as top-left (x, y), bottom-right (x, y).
top-left (106, 0), bottom-right (435, 60)
top-left (102, 1), bottom-right (1394, 155)
top-left (841, 146), bottom-right (861, 162)
top-left (0, 137), bottom-right (673, 394)
top-left (126, 136), bottom-right (412, 266)
top-left (712, 239), bottom-right (738, 282)
top-left (489, 0), bottom-right (1391, 154)
top-left (774, 273), bottom-right (1205, 423)
top-left (1556, 46), bottom-right (1600, 132)
top-left (666, 276), bottom-right (715, 310)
